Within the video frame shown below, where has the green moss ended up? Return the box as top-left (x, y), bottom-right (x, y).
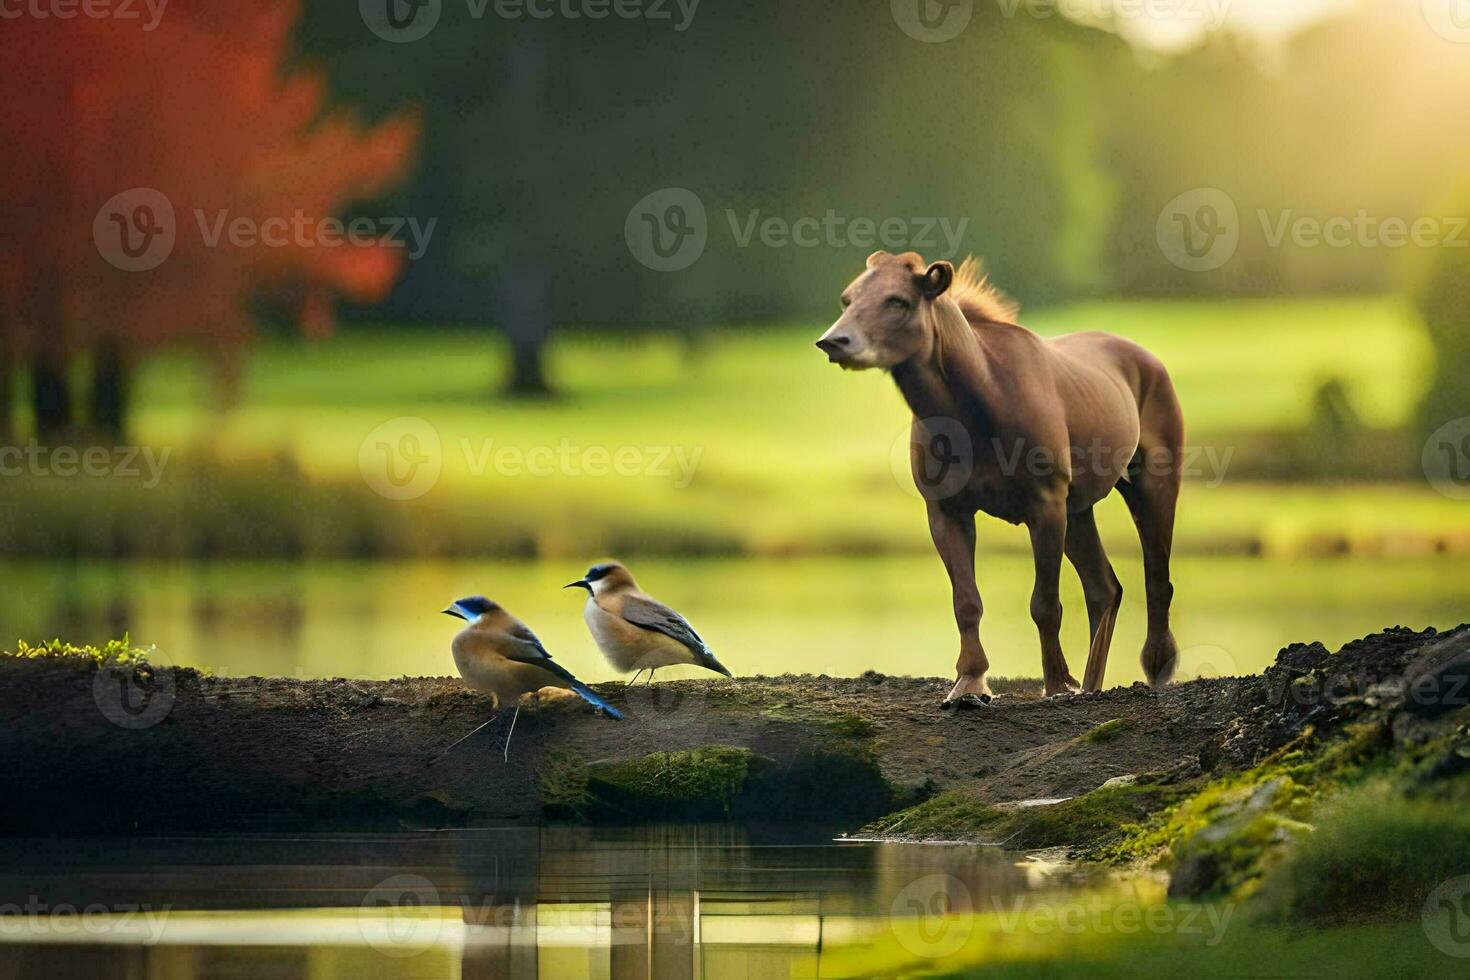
top-left (1080, 717), bottom-right (1135, 744)
top-left (1101, 713), bottom-right (1470, 902)
top-left (5, 636), bottom-right (151, 667)
top-left (862, 790), bottom-right (1006, 840)
top-left (1015, 784), bottom-right (1192, 853)
top-left (536, 749), bottom-right (594, 817)
top-left (862, 782), bottom-right (1189, 849)
top-left (824, 713), bottom-right (875, 738)
top-left (590, 747), bottom-right (755, 813)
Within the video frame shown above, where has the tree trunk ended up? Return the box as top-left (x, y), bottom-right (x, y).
top-left (31, 347), bottom-right (71, 440)
top-left (0, 318), bottom-right (12, 443)
top-left (90, 336), bottom-right (130, 441)
top-left (498, 263), bottom-right (553, 398)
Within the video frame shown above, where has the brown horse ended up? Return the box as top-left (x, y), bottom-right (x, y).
top-left (816, 251), bottom-right (1184, 703)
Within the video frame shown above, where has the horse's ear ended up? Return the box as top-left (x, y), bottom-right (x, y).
top-left (866, 250), bottom-right (889, 268)
top-left (920, 261), bottom-right (954, 300)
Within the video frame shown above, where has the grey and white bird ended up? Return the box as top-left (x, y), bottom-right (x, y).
top-left (439, 595), bottom-right (621, 761)
top-left (565, 562), bottom-right (732, 684)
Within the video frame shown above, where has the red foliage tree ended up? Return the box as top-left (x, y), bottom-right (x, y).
top-left (0, 1), bottom-right (417, 438)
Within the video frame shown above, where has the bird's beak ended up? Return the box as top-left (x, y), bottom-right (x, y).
top-left (564, 580), bottom-right (591, 593)
top-left (442, 606), bottom-right (466, 620)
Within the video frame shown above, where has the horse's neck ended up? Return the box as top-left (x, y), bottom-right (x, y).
top-left (891, 342), bottom-right (998, 433)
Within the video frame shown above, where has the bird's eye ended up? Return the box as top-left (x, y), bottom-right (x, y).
top-left (886, 296), bottom-right (911, 310)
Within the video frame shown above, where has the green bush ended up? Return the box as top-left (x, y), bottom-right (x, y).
top-left (1261, 782), bottom-right (1470, 924)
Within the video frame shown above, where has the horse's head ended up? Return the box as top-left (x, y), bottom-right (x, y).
top-left (815, 251), bottom-right (954, 370)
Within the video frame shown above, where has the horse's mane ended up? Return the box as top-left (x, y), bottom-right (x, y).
top-left (920, 255), bottom-right (1018, 378)
top-left (949, 256), bottom-right (1019, 325)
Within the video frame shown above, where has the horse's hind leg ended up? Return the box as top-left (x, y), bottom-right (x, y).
top-left (1064, 506), bottom-right (1122, 692)
top-left (1117, 458), bottom-right (1180, 687)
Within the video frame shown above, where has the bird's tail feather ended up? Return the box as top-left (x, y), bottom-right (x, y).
top-left (698, 646), bottom-right (733, 678)
top-left (569, 680), bottom-right (623, 720)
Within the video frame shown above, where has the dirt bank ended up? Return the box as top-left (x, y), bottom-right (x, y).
top-left (2, 625), bottom-right (1464, 835)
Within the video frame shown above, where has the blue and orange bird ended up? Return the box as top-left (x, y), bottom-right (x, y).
top-left (440, 596), bottom-right (621, 761)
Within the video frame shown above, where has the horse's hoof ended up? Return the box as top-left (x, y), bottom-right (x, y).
top-left (941, 693), bottom-right (992, 711)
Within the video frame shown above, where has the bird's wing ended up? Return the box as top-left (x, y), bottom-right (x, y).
top-left (502, 622), bottom-right (622, 720)
top-left (502, 622), bottom-right (555, 664)
top-left (619, 594), bottom-right (707, 653)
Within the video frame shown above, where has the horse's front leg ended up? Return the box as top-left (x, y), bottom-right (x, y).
top-left (927, 503), bottom-right (992, 704)
top-left (1027, 498), bottom-right (1081, 696)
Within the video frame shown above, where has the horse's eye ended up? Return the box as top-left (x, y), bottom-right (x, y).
top-left (886, 297), bottom-right (911, 310)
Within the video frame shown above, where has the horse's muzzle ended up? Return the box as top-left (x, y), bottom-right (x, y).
top-left (815, 336), bottom-right (852, 362)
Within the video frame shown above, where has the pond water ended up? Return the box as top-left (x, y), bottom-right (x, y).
top-left (0, 825), bottom-right (1179, 978)
top-left (3, 555), bottom-right (1467, 686)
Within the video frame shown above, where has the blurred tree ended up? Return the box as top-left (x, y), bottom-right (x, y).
top-left (1102, 4), bottom-right (1470, 297)
top-left (299, 0), bottom-right (1121, 384)
top-left (1411, 187), bottom-right (1470, 446)
top-left (0, 1), bottom-right (417, 440)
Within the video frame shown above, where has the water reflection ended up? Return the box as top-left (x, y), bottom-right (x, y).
top-left (0, 825), bottom-right (1094, 979)
top-left (5, 555), bottom-right (1469, 686)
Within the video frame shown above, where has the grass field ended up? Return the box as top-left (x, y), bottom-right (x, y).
top-left (5, 295), bottom-right (1464, 559)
